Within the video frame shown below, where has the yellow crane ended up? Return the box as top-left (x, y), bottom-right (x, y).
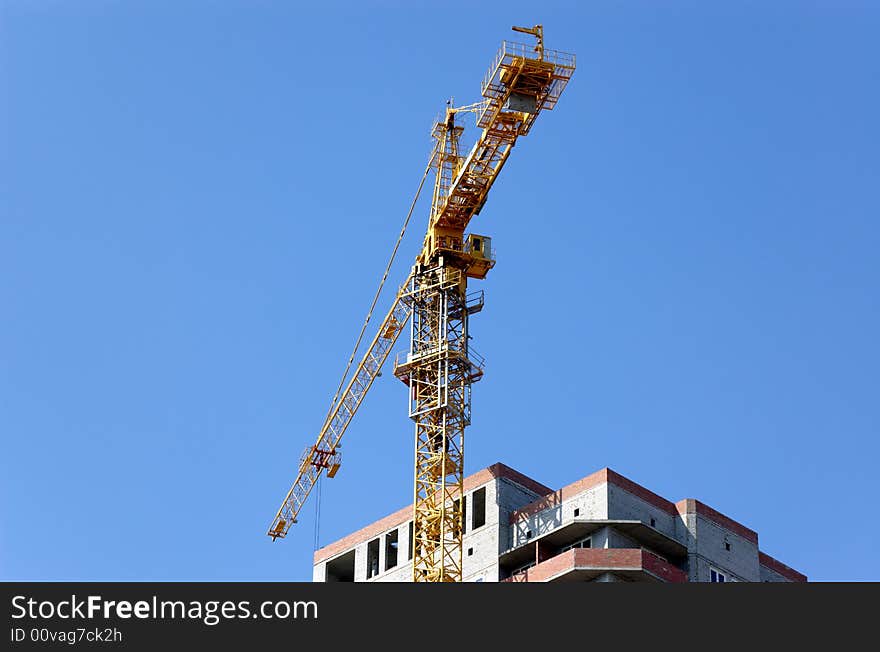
top-left (268, 25), bottom-right (575, 583)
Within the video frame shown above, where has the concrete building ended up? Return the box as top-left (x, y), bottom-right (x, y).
top-left (313, 463), bottom-right (806, 583)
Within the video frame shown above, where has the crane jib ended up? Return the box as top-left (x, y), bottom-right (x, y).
top-left (268, 275), bottom-right (413, 541)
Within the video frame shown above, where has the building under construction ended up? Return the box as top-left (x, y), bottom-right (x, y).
top-left (267, 26), bottom-right (804, 585)
top-left (312, 463), bottom-right (807, 583)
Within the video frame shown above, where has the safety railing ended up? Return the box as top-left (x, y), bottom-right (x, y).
top-left (482, 40), bottom-right (577, 98)
top-left (393, 342), bottom-right (485, 372)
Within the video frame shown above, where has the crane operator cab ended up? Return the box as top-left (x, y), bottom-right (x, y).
top-left (464, 233), bottom-right (495, 279)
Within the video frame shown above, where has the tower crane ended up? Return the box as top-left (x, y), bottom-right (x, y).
top-left (267, 25), bottom-right (575, 583)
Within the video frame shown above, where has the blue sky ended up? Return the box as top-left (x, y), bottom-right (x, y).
top-left (2, 1), bottom-right (877, 581)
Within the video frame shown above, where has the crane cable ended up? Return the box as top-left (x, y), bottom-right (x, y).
top-left (313, 475), bottom-right (322, 550)
top-left (324, 148), bottom-right (436, 420)
top-left (313, 148), bottom-right (436, 550)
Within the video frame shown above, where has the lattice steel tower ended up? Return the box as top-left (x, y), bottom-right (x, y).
top-left (392, 110), bottom-right (487, 581)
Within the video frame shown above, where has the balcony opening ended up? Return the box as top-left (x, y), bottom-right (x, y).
top-left (366, 538), bottom-right (380, 579)
top-left (385, 530), bottom-right (399, 571)
top-left (560, 537), bottom-right (592, 553)
top-left (453, 498), bottom-right (464, 537)
top-left (512, 560), bottom-right (536, 577)
top-left (325, 549), bottom-right (355, 582)
top-left (408, 522), bottom-right (414, 561)
top-left (574, 508), bottom-right (580, 517)
top-left (472, 487), bottom-right (486, 530)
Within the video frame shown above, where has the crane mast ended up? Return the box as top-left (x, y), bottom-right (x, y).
top-left (267, 26), bottom-right (575, 584)
top-left (392, 112), bottom-right (479, 582)
top-left (396, 27), bottom-right (575, 582)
